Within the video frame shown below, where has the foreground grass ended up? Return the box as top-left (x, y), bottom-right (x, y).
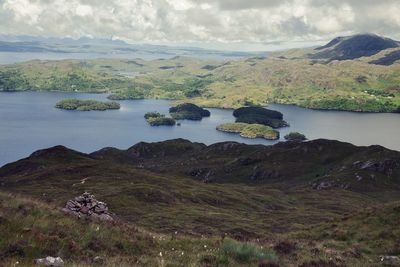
top-left (1, 191), bottom-right (398, 266)
top-left (1, 139), bottom-right (400, 265)
top-left (0, 192), bottom-right (281, 266)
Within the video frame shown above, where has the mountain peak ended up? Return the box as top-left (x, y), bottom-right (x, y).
top-left (310, 33), bottom-right (399, 61)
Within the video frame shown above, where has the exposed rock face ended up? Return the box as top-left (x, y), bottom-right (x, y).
top-left (62, 193), bottom-right (114, 221)
top-left (34, 256), bottom-right (64, 266)
top-left (353, 159), bottom-right (399, 176)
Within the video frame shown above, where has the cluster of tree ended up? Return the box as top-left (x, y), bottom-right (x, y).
top-left (55, 99), bottom-right (120, 111)
top-left (216, 122), bottom-right (279, 140)
top-left (169, 103), bottom-right (211, 120)
top-left (233, 107), bottom-right (288, 128)
top-left (284, 132), bottom-right (307, 141)
top-left (304, 97), bottom-right (398, 113)
top-left (144, 112), bottom-right (176, 126)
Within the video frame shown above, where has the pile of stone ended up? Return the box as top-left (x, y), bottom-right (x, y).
top-left (62, 192), bottom-right (114, 221)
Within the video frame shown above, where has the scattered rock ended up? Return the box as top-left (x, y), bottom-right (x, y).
top-left (379, 255), bottom-right (400, 264)
top-left (92, 256), bottom-right (105, 264)
top-left (353, 159), bottom-right (399, 176)
top-left (62, 192), bottom-right (114, 221)
top-left (189, 168), bottom-right (214, 183)
top-left (311, 179), bottom-right (350, 190)
top-left (312, 181), bottom-right (334, 190)
top-left (34, 256), bottom-right (64, 266)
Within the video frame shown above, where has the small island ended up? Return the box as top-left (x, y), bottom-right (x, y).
top-left (284, 132), bottom-right (307, 141)
top-left (169, 103), bottom-right (211, 120)
top-left (144, 112), bottom-right (176, 126)
top-left (107, 89), bottom-right (145, 100)
top-left (216, 122), bottom-right (279, 140)
top-left (55, 99), bottom-right (120, 111)
top-left (233, 107), bottom-right (289, 128)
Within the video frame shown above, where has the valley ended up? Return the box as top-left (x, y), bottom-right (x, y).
top-left (0, 33), bottom-right (399, 267)
top-left (0, 138), bottom-right (399, 266)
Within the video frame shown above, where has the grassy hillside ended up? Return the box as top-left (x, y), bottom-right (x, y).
top-left (1, 139), bottom-right (400, 265)
top-left (1, 44), bottom-right (400, 112)
top-left (0, 192), bottom-right (279, 266)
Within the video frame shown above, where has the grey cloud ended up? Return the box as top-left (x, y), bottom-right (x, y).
top-left (0, 0), bottom-right (399, 48)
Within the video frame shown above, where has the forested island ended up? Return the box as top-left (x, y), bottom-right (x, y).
top-left (144, 112), bottom-right (176, 126)
top-left (233, 107), bottom-right (289, 128)
top-left (284, 132), bottom-right (307, 141)
top-left (169, 103), bottom-right (211, 120)
top-left (217, 122), bottom-right (279, 140)
top-left (216, 107), bottom-right (286, 140)
top-left (55, 99), bottom-right (120, 111)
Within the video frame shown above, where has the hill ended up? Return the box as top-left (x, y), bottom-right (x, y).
top-left (309, 34), bottom-right (399, 61)
top-left (1, 139), bottom-right (400, 266)
top-left (1, 34), bottom-right (400, 112)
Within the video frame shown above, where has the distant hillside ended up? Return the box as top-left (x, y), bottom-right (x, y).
top-left (369, 50), bottom-right (400, 66)
top-left (0, 36), bottom-right (263, 59)
top-left (309, 34), bottom-right (399, 61)
top-left (1, 139), bottom-right (400, 266)
top-left (1, 33), bottom-right (400, 112)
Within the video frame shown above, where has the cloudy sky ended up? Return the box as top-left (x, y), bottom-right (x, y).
top-left (1, 0), bottom-right (400, 51)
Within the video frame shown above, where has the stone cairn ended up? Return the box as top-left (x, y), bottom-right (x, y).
top-left (62, 192), bottom-right (114, 221)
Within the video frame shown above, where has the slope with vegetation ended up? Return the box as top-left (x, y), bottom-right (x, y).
top-left (1, 139), bottom-right (400, 265)
top-left (1, 34), bottom-right (400, 112)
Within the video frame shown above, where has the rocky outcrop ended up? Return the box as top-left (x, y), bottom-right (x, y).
top-left (62, 193), bottom-right (114, 221)
top-left (353, 159), bottom-right (399, 176)
top-left (34, 256), bottom-right (64, 266)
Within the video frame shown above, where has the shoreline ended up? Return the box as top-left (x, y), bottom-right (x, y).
top-left (1, 90), bottom-right (399, 114)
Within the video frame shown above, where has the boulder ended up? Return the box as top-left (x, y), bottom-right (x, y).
top-left (34, 256), bottom-right (64, 266)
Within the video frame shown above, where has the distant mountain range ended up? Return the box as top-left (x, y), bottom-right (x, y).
top-left (0, 35), bottom-right (265, 59)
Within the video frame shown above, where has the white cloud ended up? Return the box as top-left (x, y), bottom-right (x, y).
top-left (0, 0), bottom-right (399, 47)
top-left (76, 4), bottom-right (93, 17)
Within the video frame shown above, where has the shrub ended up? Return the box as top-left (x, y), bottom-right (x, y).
top-left (221, 239), bottom-right (277, 263)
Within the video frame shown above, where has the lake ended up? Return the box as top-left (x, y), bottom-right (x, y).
top-left (0, 91), bottom-right (399, 166)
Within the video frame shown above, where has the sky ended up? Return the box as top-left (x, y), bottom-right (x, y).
top-left (1, 0), bottom-right (400, 51)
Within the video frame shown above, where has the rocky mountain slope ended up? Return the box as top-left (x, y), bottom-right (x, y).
top-left (309, 34), bottom-right (399, 61)
top-left (1, 139), bottom-right (400, 265)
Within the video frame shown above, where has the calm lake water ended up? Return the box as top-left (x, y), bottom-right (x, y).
top-left (0, 91), bottom-right (399, 166)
